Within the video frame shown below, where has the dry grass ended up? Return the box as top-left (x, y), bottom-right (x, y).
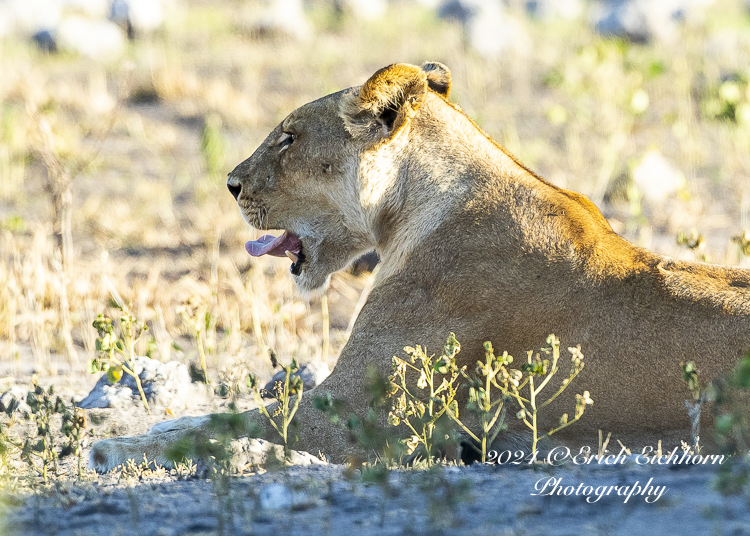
top-left (0, 0), bottom-right (749, 379)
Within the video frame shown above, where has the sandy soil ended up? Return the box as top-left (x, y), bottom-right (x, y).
top-left (1, 369), bottom-right (749, 536)
top-left (2, 452), bottom-right (749, 536)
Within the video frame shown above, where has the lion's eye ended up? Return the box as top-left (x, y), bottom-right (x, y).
top-left (278, 132), bottom-right (295, 153)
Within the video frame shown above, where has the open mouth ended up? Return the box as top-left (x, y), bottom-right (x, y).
top-left (245, 231), bottom-right (305, 275)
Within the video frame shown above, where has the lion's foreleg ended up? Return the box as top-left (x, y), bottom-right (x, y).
top-left (88, 388), bottom-right (354, 472)
top-left (88, 409), bottom-right (273, 473)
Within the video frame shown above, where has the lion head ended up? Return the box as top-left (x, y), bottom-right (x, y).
top-left (226, 61), bottom-right (452, 292)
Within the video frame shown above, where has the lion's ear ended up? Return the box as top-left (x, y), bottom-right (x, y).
top-left (340, 63), bottom-right (428, 143)
top-left (421, 61), bottom-right (451, 98)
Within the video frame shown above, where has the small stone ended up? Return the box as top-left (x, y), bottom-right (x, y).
top-left (0, 386), bottom-right (32, 415)
top-left (261, 362), bottom-right (331, 399)
top-left (259, 483), bottom-right (292, 510)
top-left (78, 356), bottom-right (209, 411)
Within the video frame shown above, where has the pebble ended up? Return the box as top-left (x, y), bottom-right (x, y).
top-left (258, 483), bottom-right (293, 510)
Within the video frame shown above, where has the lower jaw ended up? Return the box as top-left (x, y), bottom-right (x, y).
top-left (291, 269), bottom-right (331, 293)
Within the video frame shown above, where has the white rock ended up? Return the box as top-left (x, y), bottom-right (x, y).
top-left (0, 386), bottom-right (31, 415)
top-left (2, 0), bottom-right (63, 34)
top-left (631, 150), bottom-right (686, 203)
top-left (78, 356), bottom-right (210, 410)
top-left (342, 0), bottom-right (387, 20)
top-left (57, 15), bottom-right (125, 61)
top-left (593, 0), bottom-right (715, 44)
top-left (246, 0), bottom-right (312, 41)
top-left (259, 483), bottom-right (293, 510)
top-left (262, 361), bottom-right (331, 398)
top-left (110, 0), bottom-right (164, 34)
top-left (468, 2), bottom-right (530, 59)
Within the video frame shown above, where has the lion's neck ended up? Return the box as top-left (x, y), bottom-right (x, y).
top-left (366, 116), bottom-right (492, 281)
top-left (365, 95), bottom-right (649, 286)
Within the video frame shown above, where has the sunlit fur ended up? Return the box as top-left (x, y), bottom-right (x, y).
top-left (90, 62), bottom-right (750, 471)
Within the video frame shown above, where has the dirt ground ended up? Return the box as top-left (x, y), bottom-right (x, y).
top-left (1, 368), bottom-right (749, 536)
top-left (3, 1), bottom-right (750, 534)
top-left (2, 444), bottom-right (749, 536)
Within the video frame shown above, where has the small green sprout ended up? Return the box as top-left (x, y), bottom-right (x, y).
top-left (246, 358), bottom-right (303, 460)
top-left (60, 407), bottom-right (87, 480)
top-left (732, 231), bottom-right (750, 257)
top-left (22, 382), bottom-right (63, 483)
top-left (710, 351), bottom-right (750, 494)
top-left (90, 309), bottom-right (151, 413)
top-left (681, 361), bottom-right (702, 402)
top-left (315, 366), bottom-right (405, 469)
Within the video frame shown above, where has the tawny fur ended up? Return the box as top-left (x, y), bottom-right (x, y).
top-left (90, 62), bottom-right (750, 472)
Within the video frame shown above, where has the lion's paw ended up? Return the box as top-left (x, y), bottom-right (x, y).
top-left (89, 434), bottom-right (176, 473)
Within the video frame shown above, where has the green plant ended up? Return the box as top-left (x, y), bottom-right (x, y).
top-left (702, 75), bottom-right (750, 124)
top-left (0, 382), bottom-right (89, 486)
top-left (315, 366), bottom-right (405, 467)
top-left (498, 335), bottom-right (591, 454)
top-left (733, 231), bottom-right (750, 257)
top-left (0, 421), bottom-right (14, 480)
top-left (0, 392), bottom-right (22, 481)
top-left (677, 230), bottom-right (708, 262)
top-left (442, 341), bottom-right (511, 463)
top-left (172, 458), bottom-right (198, 480)
top-left (388, 334), bottom-right (591, 463)
top-left (713, 351), bottom-right (750, 493)
top-left (59, 407), bottom-right (87, 480)
top-left (388, 334), bottom-right (464, 466)
top-left (90, 309), bottom-right (151, 413)
top-left (117, 454), bottom-right (167, 482)
top-left (680, 361), bottom-right (706, 449)
top-left (246, 359), bottom-right (303, 459)
top-left (681, 361), bottom-right (705, 402)
top-left (22, 383), bottom-right (64, 483)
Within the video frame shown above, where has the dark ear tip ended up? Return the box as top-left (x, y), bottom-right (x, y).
top-left (421, 61), bottom-right (452, 97)
top-left (421, 61), bottom-right (450, 74)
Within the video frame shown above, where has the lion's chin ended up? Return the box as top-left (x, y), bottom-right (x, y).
top-left (292, 268), bottom-right (331, 294)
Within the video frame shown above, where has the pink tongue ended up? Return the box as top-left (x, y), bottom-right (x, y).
top-left (245, 231), bottom-right (302, 257)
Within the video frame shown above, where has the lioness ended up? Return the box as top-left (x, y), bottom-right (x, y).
top-left (90, 62), bottom-right (750, 471)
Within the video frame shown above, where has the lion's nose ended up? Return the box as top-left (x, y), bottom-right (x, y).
top-left (227, 176), bottom-right (242, 200)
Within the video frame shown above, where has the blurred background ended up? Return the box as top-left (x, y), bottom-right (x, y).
top-left (0, 0), bottom-right (749, 383)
